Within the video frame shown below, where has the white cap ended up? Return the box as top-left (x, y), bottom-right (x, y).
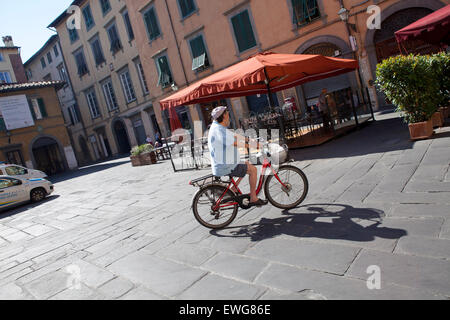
top-left (211, 106), bottom-right (228, 120)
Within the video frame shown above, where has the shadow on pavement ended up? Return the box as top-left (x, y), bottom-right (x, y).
top-left (290, 117), bottom-right (414, 161)
top-left (48, 159), bottom-right (131, 184)
top-left (211, 203), bottom-right (407, 243)
top-left (0, 194), bottom-right (60, 220)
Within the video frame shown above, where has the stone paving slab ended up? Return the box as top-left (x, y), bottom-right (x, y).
top-left (177, 274), bottom-right (265, 300)
top-left (245, 238), bottom-right (360, 275)
top-left (346, 249), bottom-right (450, 297)
top-left (107, 251), bottom-right (208, 298)
top-left (255, 262), bottom-right (444, 300)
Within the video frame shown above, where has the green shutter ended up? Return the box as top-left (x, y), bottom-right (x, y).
top-left (27, 99), bottom-right (37, 120)
top-left (190, 36), bottom-right (205, 58)
top-left (37, 98), bottom-right (48, 118)
top-left (144, 9), bottom-right (160, 40)
top-left (232, 11), bottom-right (256, 52)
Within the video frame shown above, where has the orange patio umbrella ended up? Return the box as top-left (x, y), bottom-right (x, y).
top-left (160, 51), bottom-right (359, 112)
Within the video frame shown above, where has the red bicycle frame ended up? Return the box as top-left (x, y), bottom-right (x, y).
top-left (213, 158), bottom-right (289, 210)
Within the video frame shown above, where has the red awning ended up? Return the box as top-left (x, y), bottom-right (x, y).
top-left (160, 52), bottom-right (358, 110)
top-left (395, 5), bottom-right (450, 45)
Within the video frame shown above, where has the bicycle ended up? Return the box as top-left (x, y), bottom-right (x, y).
top-left (189, 141), bottom-right (309, 229)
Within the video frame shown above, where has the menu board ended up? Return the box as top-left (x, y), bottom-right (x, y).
top-left (0, 94), bottom-right (35, 130)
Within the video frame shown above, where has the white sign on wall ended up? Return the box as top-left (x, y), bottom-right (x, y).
top-left (0, 95), bottom-right (35, 130)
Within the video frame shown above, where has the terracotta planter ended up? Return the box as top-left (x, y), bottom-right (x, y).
top-left (130, 155), bottom-right (141, 167)
top-left (139, 152), bottom-right (157, 165)
top-left (432, 111), bottom-right (444, 128)
top-left (408, 119), bottom-right (434, 140)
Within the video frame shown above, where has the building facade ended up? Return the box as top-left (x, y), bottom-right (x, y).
top-left (0, 82), bottom-right (78, 174)
top-left (23, 35), bottom-right (87, 165)
top-left (49, 0), bottom-right (161, 163)
top-left (0, 36), bottom-right (27, 85)
top-left (123, 0), bottom-right (447, 135)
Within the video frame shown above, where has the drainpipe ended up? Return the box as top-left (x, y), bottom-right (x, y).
top-left (163, 0), bottom-right (189, 87)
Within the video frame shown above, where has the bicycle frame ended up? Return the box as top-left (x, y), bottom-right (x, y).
top-left (213, 158), bottom-right (289, 210)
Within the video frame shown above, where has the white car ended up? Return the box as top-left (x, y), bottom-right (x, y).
top-left (0, 164), bottom-right (47, 180)
top-left (0, 176), bottom-right (54, 210)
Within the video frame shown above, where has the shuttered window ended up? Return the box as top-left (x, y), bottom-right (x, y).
top-left (28, 98), bottom-right (47, 120)
top-left (68, 27), bottom-right (79, 43)
top-left (143, 7), bottom-right (161, 41)
top-left (90, 38), bottom-right (105, 66)
top-left (122, 11), bottom-right (135, 41)
top-left (107, 23), bottom-right (122, 53)
top-left (82, 5), bottom-right (95, 30)
top-left (189, 35), bottom-right (210, 71)
top-left (291, 0), bottom-right (321, 27)
top-left (156, 55), bottom-right (173, 88)
top-left (178, 0), bottom-right (196, 18)
top-left (231, 10), bottom-right (257, 53)
top-left (100, 0), bottom-right (111, 15)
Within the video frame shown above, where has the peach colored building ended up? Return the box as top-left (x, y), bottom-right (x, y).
top-left (124, 0), bottom-right (447, 136)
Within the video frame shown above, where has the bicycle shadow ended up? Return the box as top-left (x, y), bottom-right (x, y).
top-left (210, 203), bottom-right (407, 243)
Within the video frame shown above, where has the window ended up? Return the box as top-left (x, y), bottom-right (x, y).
top-left (135, 61), bottom-right (149, 95)
top-left (189, 34), bottom-right (210, 71)
top-left (102, 79), bottom-right (119, 110)
top-left (230, 9), bottom-right (257, 53)
top-left (5, 166), bottom-right (27, 176)
top-left (43, 74), bottom-right (52, 82)
top-left (119, 69), bottom-right (136, 103)
top-left (107, 23), bottom-right (122, 54)
top-left (41, 57), bottom-right (46, 69)
top-left (0, 72), bottom-right (12, 84)
top-left (57, 64), bottom-right (68, 83)
top-left (5, 150), bottom-right (25, 167)
top-left (0, 52), bottom-right (3, 61)
top-left (85, 89), bottom-right (101, 119)
top-left (291, 0), bottom-right (321, 27)
top-left (28, 98), bottom-right (48, 120)
top-left (54, 45), bottom-right (59, 57)
top-left (122, 10), bottom-right (135, 41)
top-left (0, 178), bottom-right (15, 189)
top-left (68, 27), bottom-right (79, 43)
top-left (74, 49), bottom-right (89, 76)
top-left (26, 70), bottom-right (33, 81)
top-left (178, 0), bottom-right (196, 18)
top-left (100, 0), bottom-right (111, 15)
top-left (68, 104), bottom-right (81, 125)
top-left (155, 55), bottom-right (173, 88)
top-left (47, 52), bottom-right (53, 64)
top-left (143, 7), bottom-right (161, 41)
top-left (90, 37), bottom-right (106, 66)
top-left (82, 4), bottom-right (95, 30)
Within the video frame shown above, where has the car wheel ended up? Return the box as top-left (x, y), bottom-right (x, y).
top-left (30, 188), bottom-right (46, 203)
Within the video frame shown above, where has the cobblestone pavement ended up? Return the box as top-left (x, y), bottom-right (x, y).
top-left (0, 111), bottom-right (449, 300)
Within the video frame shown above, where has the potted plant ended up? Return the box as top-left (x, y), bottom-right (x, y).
top-left (130, 144), bottom-right (157, 167)
top-left (376, 54), bottom-right (441, 140)
top-left (431, 52), bottom-right (450, 122)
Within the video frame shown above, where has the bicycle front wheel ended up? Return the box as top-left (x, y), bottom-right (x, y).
top-left (264, 165), bottom-right (309, 209)
top-left (192, 184), bottom-right (239, 229)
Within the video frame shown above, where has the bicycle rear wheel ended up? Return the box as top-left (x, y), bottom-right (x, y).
top-left (264, 165), bottom-right (309, 209)
top-left (192, 184), bottom-right (239, 229)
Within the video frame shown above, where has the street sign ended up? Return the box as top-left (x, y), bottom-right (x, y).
top-left (0, 94), bottom-right (35, 130)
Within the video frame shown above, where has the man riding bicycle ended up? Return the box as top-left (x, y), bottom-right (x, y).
top-left (208, 106), bottom-right (268, 207)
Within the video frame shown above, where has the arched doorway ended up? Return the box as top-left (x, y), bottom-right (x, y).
top-left (374, 7), bottom-right (441, 63)
top-left (78, 136), bottom-right (92, 164)
top-left (113, 120), bottom-right (131, 154)
top-left (32, 137), bottom-right (65, 175)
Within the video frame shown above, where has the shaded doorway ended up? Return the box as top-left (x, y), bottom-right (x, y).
top-left (78, 136), bottom-right (92, 164)
top-left (113, 120), bottom-right (131, 154)
top-left (32, 137), bottom-right (65, 175)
